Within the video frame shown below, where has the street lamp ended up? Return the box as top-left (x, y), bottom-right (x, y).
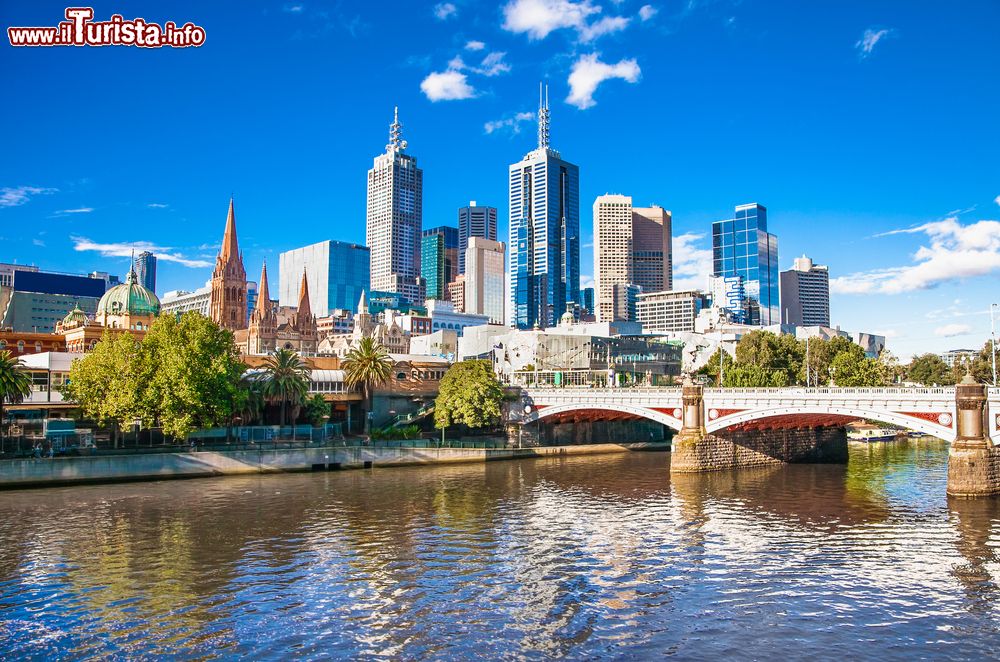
top-left (991, 303), bottom-right (998, 387)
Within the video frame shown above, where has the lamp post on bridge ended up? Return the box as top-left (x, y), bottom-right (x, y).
top-left (990, 303), bottom-right (997, 387)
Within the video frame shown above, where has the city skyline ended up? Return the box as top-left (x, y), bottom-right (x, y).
top-left (4, 1), bottom-right (999, 357)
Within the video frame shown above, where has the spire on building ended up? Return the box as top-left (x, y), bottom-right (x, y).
top-left (357, 290), bottom-right (368, 314)
top-left (219, 197), bottom-right (240, 264)
top-left (297, 269), bottom-right (312, 319)
top-left (537, 82), bottom-right (550, 150)
top-left (255, 260), bottom-right (271, 314)
top-left (387, 106), bottom-right (407, 153)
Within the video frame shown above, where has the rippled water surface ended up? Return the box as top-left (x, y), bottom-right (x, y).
top-left (2, 440), bottom-right (1000, 659)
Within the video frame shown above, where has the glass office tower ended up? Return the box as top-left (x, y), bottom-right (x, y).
top-left (421, 226), bottom-right (459, 301)
top-left (711, 203), bottom-right (778, 325)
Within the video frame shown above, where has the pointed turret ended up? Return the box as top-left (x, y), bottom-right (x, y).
top-left (297, 269), bottom-right (312, 320)
top-left (255, 261), bottom-right (272, 314)
top-left (357, 290), bottom-right (368, 315)
top-left (219, 197), bottom-right (240, 265)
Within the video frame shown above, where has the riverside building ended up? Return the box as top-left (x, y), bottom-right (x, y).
top-left (711, 203), bottom-right (779, 326)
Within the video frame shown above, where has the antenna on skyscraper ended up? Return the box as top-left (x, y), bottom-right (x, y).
top-left (388, 106), bottom-right (407, 152)
top-left (537, 82), bottom-right (550, 150)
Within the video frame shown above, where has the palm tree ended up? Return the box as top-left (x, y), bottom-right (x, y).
top-left (342, 336), bottom-right (393, 435)
top-left (261, 348), bottom-right (310, 427)
top-left (236, 372), bottom-right (266, 426)
top-left (0, 350), bottom-right (32, 453)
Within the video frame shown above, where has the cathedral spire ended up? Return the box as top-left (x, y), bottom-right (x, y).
top-left (255, 260), bottom-right (271, 314)
top-left (219, 197), bottom-right (240, 264)
top-left (297, 269), bottom-right (312, 319)
top-left (537, 82), bottom-right (550, 150)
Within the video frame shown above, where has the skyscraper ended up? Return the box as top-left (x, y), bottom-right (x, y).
top-left (711, 203), bottom-right (778, 326)
top-left (780, 255), bottom-right (830, 326)
top-left (209, 198), bottom-right (247, 331)
top-left (134, 250), bottom-right (156, 293)
top-left (278, 240), bottom-right (370, 317)
top-left (367, 107), bottom-right (424, 304)
top-left (421, 226), bottom-right (459, 301)
top-left (458, 201), bottom-right (497, 275)
top-left (508, 85), bottom-right (580, 329)
top-left (464, 237), bottom-right (505, 325)
top-left (593, 194), bottom-right (672, 322)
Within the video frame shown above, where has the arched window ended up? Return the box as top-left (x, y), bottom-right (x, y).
top-left (396, 372), bottom-right (407, 380)
top-left (0, 340), bottom-right (6, 349)
top-left (17, 340), bottom-right (24, 352)
top-left (35, 342), bottom-right (41, 352)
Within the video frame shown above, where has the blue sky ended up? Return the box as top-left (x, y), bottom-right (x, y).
top-left (3, 0), bottom-right (999, 358)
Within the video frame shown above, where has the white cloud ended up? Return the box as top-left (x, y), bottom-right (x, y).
top-left (420, 69), bottom-right (476, 101)
top-left (32, 239), bottom-right (45, 247)
top-left (876, 329), bottom-right (902, 339)
top-left (57, 207), bottom-right (93, 214)
top-left (0, 185), bottom-right (57, 208)
top-left (580, 274), bottom-right (596, 290)
top-left (147, 203), bottom-right (169, 209)
top-left (994, 195), bottom-right (1000, 207)
top-left (72, 236), bottom-right (212, 269)
top-left (566, 53), bottom-right (640, 109)
top-left (434, 2), bottom-right (457, 20)
top-left (856, 28), bottom-right (891, 57)
top-left (465, 40), bottom-right (486, 51)
top-left (503, 0), bottom-right (599, 39)
top-left (831, 217), bottom-right (1000, 294)
top-left (283, 4), bottom-right (304, 12)
top-left (484, 111), bottom-right (535, 135)
top-left (638, 4), bottom-right (657, 21)
top-left (476, 51), bottom-right (511, 76)
top-left (671, 232), bottom-right (713, 291)
top-left (934, 323), bottom-right (972, 338)
top-left (578, 15), bottom-right (630, 41)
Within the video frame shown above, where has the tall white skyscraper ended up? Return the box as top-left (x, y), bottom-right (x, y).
top-left (367, 107), bottom-right (424, 304)
top-left (458, 201), bottom-right (497, 275)
top-left (465, 237), bottom-right (506, 325)
top-left (508, 85), bottom-right (580, 329)
top-left (779, 255), bottom-right (830, 326)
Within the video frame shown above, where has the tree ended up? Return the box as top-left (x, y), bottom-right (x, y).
top-left (236, 372), bottom-right (266, 426)
top-left (63, 328), bottom-right (147, 447)
top-left (721, 363), bottom-right (789, 387)
top-left (142, 312), bottom-right (246, 439)
top-left (261, 348), bottom-right (311, 427)
top-left (303, 394), bottom-right (331, 427)
top-left (434, 360), bottom-right (505, 430)
top-left (342, 336), bottom-right (394, 434)
top-left (0, 350), bottom-right (32, 449)
top-left (907, 353), bottom-right (954, 386)
top-left (831, 351), bottom-right (889, 387)
top-left (734, 330), bottom-right (803, 385)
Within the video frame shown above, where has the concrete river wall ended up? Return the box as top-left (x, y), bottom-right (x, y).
top-left (0, 442), bottom-right (668, 489)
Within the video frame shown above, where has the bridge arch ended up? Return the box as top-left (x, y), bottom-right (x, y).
top-left (528, 403), bottom-right (683, 432)
top-left (706, 405), bottom-right (957, 441)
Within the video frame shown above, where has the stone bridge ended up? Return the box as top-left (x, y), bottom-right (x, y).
top-left (516, 380), bottom-right (1000, 497)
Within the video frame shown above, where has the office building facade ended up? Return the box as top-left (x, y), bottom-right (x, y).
top-left (508, 86), bottom-right (580, 329)
top-left (637, 289), bottom-right (711, 333)
top-left (0, 269), bottom-right (111, 333)
top-left (367, 107), bottom-right (424, 304)
top-left (712, 203), bottom-right (779, 325)
top-left (458, 201), bottom-right (497, 275)
top-left (134, 251), bottom-right (156, 293)
top-left (421, 226), bottom-right (459, 301)
top-left (593, 194), bottom-right (672, 322)
top-left (779, 255), bottom-right (830, 327)
top-left (464, 237), bottom-right (505, 325)
top-left (278, 240), bottom-right (370, 318)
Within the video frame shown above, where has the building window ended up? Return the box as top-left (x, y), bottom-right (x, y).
top-left (17, 341), bottom-right (24, 353)
top-left (396, 372), bottom-right (407, 380)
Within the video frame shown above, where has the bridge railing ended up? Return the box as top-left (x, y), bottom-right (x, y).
top-left (521, 385), bottom-right (958, 396)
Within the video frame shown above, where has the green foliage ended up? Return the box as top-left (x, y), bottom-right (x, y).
top-left (735, 330), bottom-right (803, 385)
top-left (64, 328), bottom-right (147, 437)
top-left (141, 312), bottom-right (246, 439)
top-left (236, 373), bottom-right (266, 425)
top-left (261, 348), bottom-right (311, 426)
top-left (959, 341), bottom-right (999, 384)
top-left (370, 424), bottom-right (421, 441)
top-left (906, 353), bottom-right (955, 386)
top-left (65, 313), bottom-right (246, 441)
top-left (0, 349), bottom-right (34, 436)
top-left (303, 393), bottom-right (331, 427)
top-left (831, 352), bottom-right (889, 387)
top-left (721, 363), bottom-right (789, 387)
top-left (342, 336), bottom-right (394, 426)
top-left (434, 360), bottom-right (504, 430)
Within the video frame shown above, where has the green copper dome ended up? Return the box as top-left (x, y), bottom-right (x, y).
top-left (97, 269), bottom-right (161, 317)
top-left (62, 304), bottom-right (89, 326)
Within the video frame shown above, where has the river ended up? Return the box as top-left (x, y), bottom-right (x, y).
top-left (1, 440), bottom-right (999, 659)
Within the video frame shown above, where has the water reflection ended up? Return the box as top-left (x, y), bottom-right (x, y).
top-left (1, 440), bottom-right (999, 659)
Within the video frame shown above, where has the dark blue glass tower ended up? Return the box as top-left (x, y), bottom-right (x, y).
top-left (712, 203), bottom-right (779, 325)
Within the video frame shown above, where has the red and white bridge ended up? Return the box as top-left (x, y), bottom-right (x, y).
top-left (518, 386), bottom-right (1000, 444)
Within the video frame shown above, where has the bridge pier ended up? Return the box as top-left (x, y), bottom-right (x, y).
top-left (947, 376), bottom-right (1000, 497)
top-left (670, 378), bottom-right (847, 473)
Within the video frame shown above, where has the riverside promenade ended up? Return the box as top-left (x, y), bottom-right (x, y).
top-left (0, 441), bottom-right (668, 489)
